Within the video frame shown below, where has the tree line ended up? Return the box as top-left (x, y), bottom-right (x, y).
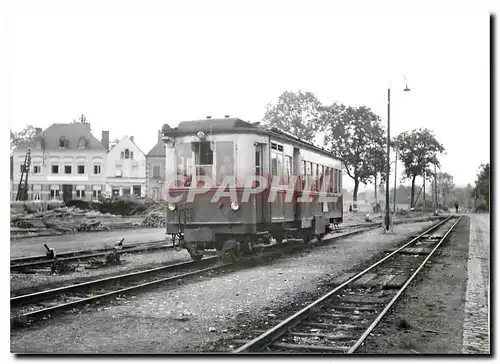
top-left (263, 90), bottom-right (446, 210)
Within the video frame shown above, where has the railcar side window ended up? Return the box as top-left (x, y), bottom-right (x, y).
top-left (284, 156), bottom-right (292, 183)
top-left (306, 161), bottom-right (312, 190)
top-left (332, 168), bottom-right (338, 193)
top-left (194, 142), bottom-right (214, 181)
top-left (338, 169), bottom-right (342, 192)
top-left (271, 142), bottom-right (285, 178)
top-left (216, 141), bottom-right (234, 185)
top-left (175, 143), bottom-right (193, 184)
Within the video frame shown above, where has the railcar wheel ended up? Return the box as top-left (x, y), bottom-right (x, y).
top-left (188, 250), bottom-right (203, 261)
top-left (229, 247), bottom-right (243, 262)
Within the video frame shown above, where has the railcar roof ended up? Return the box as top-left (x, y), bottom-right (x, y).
top-left (162, 118), bottom-right (342, 162)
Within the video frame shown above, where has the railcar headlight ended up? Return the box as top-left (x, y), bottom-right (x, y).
top-left (230, 201), bottom-right (239, 211)
top-left (167, 203), bottom-right (176, 211)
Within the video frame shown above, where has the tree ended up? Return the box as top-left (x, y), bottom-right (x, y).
top-left (321, 104), bottom-right (386, 209)
top-left (472, 163), bottom-right (490, 211)
top-left (434, 172), bottom-right (454, 207)
top-left (393, 128), bottom-right (445, 208)
top-left (262, 90), bottom-right (323, 143)
top-left (10, 125), bottom-right (37, 152)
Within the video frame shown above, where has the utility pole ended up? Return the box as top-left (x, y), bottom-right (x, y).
top-left (434, 164), bottom-right (438, 212)
top-left (385, 88), bottom-right (391, 231)
top-left (393, 148), bottom-right (397, 213)
top-left (423, 173), bottom-right (426, 210)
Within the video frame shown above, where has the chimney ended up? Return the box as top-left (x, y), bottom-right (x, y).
top-left (130, 136), bottom-right (134, 143)
top-left (206, 116), bottom-right (212, 119)
top-left (35, 127), bottom-right (42, 135)
top-left (157, 130), bottom-right (161, 141)
top-left (101, 131), bottom-right (109, 151)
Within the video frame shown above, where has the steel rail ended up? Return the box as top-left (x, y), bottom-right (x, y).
top-left (233, 215), bottom-right (454, 353)
top-left (11, 256), bottom-right (220, 306)
top-left (10, 240), bottom-right (170, 270)
top-left (347, 215), bottom-right (462, 353)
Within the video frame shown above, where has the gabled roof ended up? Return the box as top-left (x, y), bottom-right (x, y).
top-left (13, 123), bottom-right (105, 152)
top-left (147, 139), bottom-right (166, 157)
top-left (109, 136), bottom-right (146, 156)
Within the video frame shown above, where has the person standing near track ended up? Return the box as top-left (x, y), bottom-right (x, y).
top-left (455, 202), bottom-right (459, 213)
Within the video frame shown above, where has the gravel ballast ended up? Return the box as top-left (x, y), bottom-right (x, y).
top-left (11, 221), bottom-right (436, 353)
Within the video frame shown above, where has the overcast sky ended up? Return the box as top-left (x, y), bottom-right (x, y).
top-left (5, 0), bottom-right (491, 191)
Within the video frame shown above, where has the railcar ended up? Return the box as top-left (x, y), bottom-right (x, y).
top-left (160, 117), bottom-right (343, 261)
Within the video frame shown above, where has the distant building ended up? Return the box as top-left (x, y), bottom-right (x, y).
top-left (145, 130), bottom-right (166, 200)
top-left (11, 123), bottom-right (108, 202)
top-left (104, 136), bottom-right (146, 197)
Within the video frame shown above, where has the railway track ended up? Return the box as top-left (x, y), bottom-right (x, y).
top-left (10, 239), bottom-right (172, 271)
top-left (10, 256), bottom-right (226, 328)
top-left (232, 215), bottom-right (461, 353)
top-left (10, 217), bottom-right (445, 330)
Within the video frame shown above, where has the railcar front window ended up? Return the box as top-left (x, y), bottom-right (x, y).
top-left (216, 141), bottom-right (234, 185)
top-left (175, 143), bottom-right (193, 186)
top-left (194, 142), bottom-right (214, 182)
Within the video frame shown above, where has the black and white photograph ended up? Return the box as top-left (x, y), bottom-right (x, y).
top-left (5, 0), bottom-right (492, 355)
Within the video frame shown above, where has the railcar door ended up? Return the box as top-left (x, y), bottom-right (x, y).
top-left (254, 143), bottom-right (265, 223)
top-left (293, 147), bottom-right (301, 221)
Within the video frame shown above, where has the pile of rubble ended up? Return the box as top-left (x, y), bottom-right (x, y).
top-left (142, 211), bottom-right (167, 228)
top-left (10, 197), bottom-right (168, 238)
top-left (11, 206), bottom-right (115, 234)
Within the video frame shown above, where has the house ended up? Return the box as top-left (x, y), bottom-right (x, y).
top-left (104, 136), bottom-right (146, 197)
top-left (145, 130), bottom-right (166, 200)
top-left (11, 123), bottom-right (109, 202)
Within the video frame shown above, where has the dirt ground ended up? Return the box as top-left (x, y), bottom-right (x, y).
top-left (11, 221), bottom-right (435, 353)
top-left (357, 215), bottom-right (481, 354)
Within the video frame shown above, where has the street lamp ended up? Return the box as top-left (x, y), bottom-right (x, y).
top-left (385, 75), bottom-right (411, 231)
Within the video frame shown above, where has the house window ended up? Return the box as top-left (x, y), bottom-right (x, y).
top-left (59, 137), bottom-right (69, 148)
top-left (51, 165), bottom-right (59, 174)
top-left (152, 188), bottom-right (160, 200)
top-left (77, 165), bottom-right (85, 174)
top-left (92, 190), bottom-right (102, 199)
top-left (131, 164), bottom-right (138, 177)
top-left (125, 149), bottom-right (130, 159)
top-left (33, 165), bottom-right (41, 174)
top-left (112, 189), bottom-right (120, 196)
top-left (130, 151), bottom-right (134, 160)
top-left (153, 165), bottom-right (161, 178)
top-left (50, 189), bottom-right (60, 199)
top-left (76, 190), bottom-right (85, 199)
top-left (122, 188), bottom-right (130, 196)
top-left (133, 185), bottom-right (141, 196)
top-left (33, 192), bottom-right (41, 201)
top-left (93, 164), bottom-right (102, 175)
top-left (20, 164), bottom-right (26, 173)
top-left (115, 164), bottom-right (122, 177)
top-left (78, 137), bottom-right (87, 149)
top-left (64, 165), bottom-right (72, 174)
top-left (120, 151), bottom-right (124, 159)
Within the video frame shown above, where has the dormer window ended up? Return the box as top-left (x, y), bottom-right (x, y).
top-left (78, 137), bottom-right (88, 149)
top-left (125, 149), bottom-right (130, 159)
top-left (59, 137), bottom-right (69, 148)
